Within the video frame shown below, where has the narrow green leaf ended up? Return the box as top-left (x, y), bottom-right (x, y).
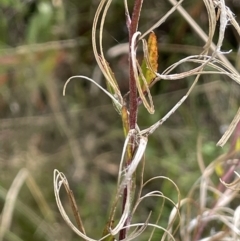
top-left (102, 220), bottom-right (115, 241)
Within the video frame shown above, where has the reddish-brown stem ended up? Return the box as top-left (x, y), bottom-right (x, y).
top-left (129, 0), bottom-right (143, 130)
top-left (119, 1), bottom-right (143, 240)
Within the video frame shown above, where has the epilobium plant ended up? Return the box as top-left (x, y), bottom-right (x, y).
top-left (54, 0), bottom-right (240, 240)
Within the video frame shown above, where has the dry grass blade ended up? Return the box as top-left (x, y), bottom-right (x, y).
top-left (110, 181), bottom-right (132, 236)
top-left (103, 130), bottom-right (147, 235)
top-left (0, 168), bottom-right (28, 241)
top-left (121, 213), bottom-right (151, 241)
top-left (217, 107), bottom-right (240, 147)
top-left (63, 75), bottom-right (122, 111)
top-left (154, 55), bottom-right (215, 82)
top-left (119, 136), bottom-right (148, 193)
top-left (130, 176), bottom-right (181, 240)
top-left (110, 137), bottom-right (148, 236)
top-left (53, 169), bottom-right (122, 241)
top-left (140, 95), bottom-right (186, 136)
top-left (140, 51), bottom-right (240, 136)
top-left (139, 72), bottom-right (205, 136)
top-left (64, 182), bottom-right (86, 235)
top-left (179, 147), bottom-right (240, 241)
top-left (107, 130), bottom-right (136, 227)
top-left (168, 0), bottom-right (237, 74)
top-left (117, 129), bottom-right (137, 187)
top-left (92, 0), bottom-right (122, 102)
top-left (202, 0), bottom-right (216, 53)
top-left (216, 0), bottom-right (228, 53)
top-left (53, 170), bottom-right (93, 241)
top-left (121, 222), bottom-right (176, 241)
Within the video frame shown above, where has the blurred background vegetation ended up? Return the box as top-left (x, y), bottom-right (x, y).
top-left (0, 0), bottom-right (240, 240)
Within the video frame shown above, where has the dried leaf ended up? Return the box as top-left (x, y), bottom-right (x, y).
top-left (217, 107), bottom-right (240, 147)
top-left (99, 57), bottom-right (122, 114)
top-left (131, 32), bottom-right (155, 114)
top-left (140, 32), bottom-right (158, 92)
top-left (99, 56), bottom-right (119, 96)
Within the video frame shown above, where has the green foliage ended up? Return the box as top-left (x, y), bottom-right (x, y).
top-left (26, 2), bottom-right (54, 43)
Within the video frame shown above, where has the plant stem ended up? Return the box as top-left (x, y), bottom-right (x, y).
top-left (119, 1), bottom-right (143, 240)
top-left (129, 0), bottom-right (143, 130)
